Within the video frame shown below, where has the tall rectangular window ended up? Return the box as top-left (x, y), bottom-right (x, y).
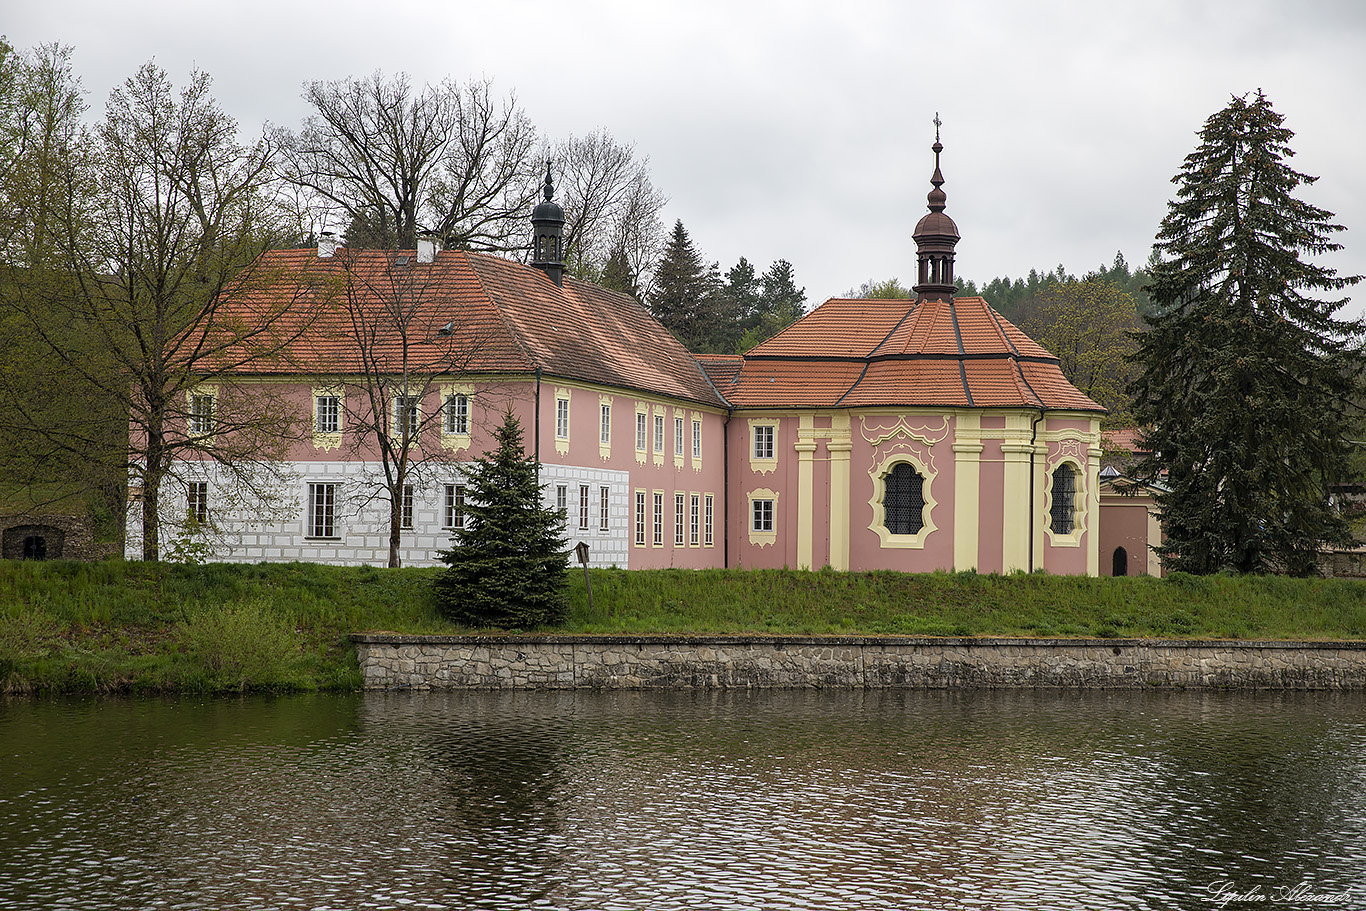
top-left (401, 484), bottom-right (414, 529)
top-left (689, 494), bottom-right (700, 546)
top-left (674, 493), bottom-right (685, 546)
top-left (692, 420), bottom-right (702, 459)
top-left (600, 403), bottom-right (612, 445)
top-left (315, 395), bottom-right (340, 433)
top-left (753, 425), bottom-right (775, 459)
top-left (599, 486), bottom-right (610, 531)
top-left (704, 494), bottom-right (714, 546)
top-left (189, 394), bottom-right (214, 435)
top-left (308, 482), bottom-right (337, 538)
top-left (393, 395), bottom-right (419, 438)
top-left (674, 417), bottom-right (685, 457)
top-left (444, 393), bottom-right (469, 434)
top-left (653, 414), bottom-right (665, 453)
top-left (635, 491), bottom-right (646, 546)
top-left (752, 498), bottom-right (774, 533)
top-left (579, 484), bottom-right (590, 531)
top-left (652, 492), bottom-right (664, 546)
top-left (556, 484), bottom-right (568, 516)
top-left (636, 412), bottom-right (647, 451)
top-left (556, 398), bottom-right (570, 439)
top-left (444, 484), bottom-right (466, 529)
top-left (187, 481), bottom-right (208, 525)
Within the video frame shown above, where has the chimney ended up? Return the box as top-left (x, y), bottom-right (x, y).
top-left (417, 234), bottom-right (441, 264)
top-left (317, 231), bottom-right (337, 259)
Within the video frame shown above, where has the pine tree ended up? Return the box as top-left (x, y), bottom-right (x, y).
top-left (434, 411), bottom-right (568, 627)
top-left (1130, 91), bottom-right (1364, 576)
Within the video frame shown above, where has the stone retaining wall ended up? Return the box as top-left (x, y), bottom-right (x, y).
top-left (350, 635), bottom-right (1366, 690)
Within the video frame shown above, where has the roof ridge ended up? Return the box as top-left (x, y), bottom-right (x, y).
top-left (948, 298), bottom-right (974, 406)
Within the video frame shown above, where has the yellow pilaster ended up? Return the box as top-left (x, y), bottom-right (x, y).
top-left (1087, 442), bottom-right (1103, 576)
top-left (953, 411), bottom-right (982, 571)
top-left (1000, 415), bottom-right (1034, 573)
top-left (827, 413), bottom-right (852, 571)
top-left (796, 414), bottom-right (817, 570)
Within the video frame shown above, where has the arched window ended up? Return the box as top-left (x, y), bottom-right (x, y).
top-left (1050, 464), bottom-right (1077, 534)
top-left (883, 462), bottom-right (925, 535)
top-left (1112, 546), bottom-right (1128, 577)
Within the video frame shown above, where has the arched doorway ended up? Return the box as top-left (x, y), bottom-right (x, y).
top-left (1112, 546), bottom-right (1128, 577)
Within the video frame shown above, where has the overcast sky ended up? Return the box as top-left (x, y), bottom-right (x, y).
top-left (8, 0), bottom-right (1366, 313)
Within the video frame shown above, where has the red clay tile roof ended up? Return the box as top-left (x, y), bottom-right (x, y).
top-left (721, 295), bottom-right (1104, 412)
top-left (216, 247), bottom-right (728, 408)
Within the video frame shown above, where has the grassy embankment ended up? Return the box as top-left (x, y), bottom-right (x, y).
top-left (2, 560), bottom-right (1365, 694)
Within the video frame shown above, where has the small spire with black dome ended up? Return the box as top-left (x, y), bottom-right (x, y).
top-left (911, 114), bottom-right (960, 303)
top-left (530, 160), bottom-right (565, 286)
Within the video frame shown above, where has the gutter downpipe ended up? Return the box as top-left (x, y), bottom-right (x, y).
top-left (534, 367), bottom-right (542, 470)
top-left (723, 409), bottom-right (732, 568)
top-left (1029, 408), bottom-right (1046, 573)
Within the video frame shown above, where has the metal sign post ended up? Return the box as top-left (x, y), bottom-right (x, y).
top-left (574, 541), bottom-right (594, 617)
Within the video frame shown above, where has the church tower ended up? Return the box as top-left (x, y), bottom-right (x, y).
top-left (530, 161), bottom-right (565, 286)
top-left (911, 118), bottom-right (960, 303)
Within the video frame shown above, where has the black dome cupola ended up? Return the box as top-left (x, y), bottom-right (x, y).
top-left (911, 115), bottom-right (960, 303)
top-left (530, 160), bottom-right (565, 286)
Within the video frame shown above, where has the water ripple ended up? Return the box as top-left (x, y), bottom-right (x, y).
top-left (1, 690), bottom-right (1363, 910)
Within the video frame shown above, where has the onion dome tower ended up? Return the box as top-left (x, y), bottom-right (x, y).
top-left (911, 117), bottom-right (960, 303)
top-left (530, 161), bottom-right (565, 286)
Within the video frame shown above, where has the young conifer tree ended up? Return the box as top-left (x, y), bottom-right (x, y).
top-left (1130, 91), bottom-right (1364, 575)
top-left (434, 410), bottom-right (568, 628)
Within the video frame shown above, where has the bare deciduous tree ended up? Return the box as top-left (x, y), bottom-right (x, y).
top-left (277, 72), bottom-right (540, 252)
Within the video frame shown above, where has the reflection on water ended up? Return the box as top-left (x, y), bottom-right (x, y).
top-left (1, 690), bottom-right (1363, 910)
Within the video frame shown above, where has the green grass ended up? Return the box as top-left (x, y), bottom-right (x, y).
top-left (2, 561), bottom-right (1365, 694)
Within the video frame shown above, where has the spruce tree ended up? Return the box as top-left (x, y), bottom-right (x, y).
top-left (1130, 91), bottom-right (1364, 576)
top-left (434, 411), bottom-right (568, 627)
top-left (649, 220), bottom-right (723, 351)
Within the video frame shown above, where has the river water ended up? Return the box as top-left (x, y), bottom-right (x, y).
top-left (1, 689), bottom-right (1363, 910)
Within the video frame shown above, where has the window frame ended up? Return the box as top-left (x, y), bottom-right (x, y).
top-left (393, 394), bottom-right (420, 439)
top-left (187, 481), bottom-right (208, 525)
top-left (600, 403), bottom-right (612, 446)
top-left (401, 484), bottom-right (414, 529)
top-left (444, 483), bottom-right (466, 530)
top-left (189, 393), bottom-right (215, 436)
top-left (315, 394), bottom-right (340, 434)
top-left (443, 393), bottom-right (469, 435)
top-left (307, 482), bottom-right (338, 539)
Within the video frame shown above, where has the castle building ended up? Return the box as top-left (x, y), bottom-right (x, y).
top-left (129, 138), bottom-right (1116, 575)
